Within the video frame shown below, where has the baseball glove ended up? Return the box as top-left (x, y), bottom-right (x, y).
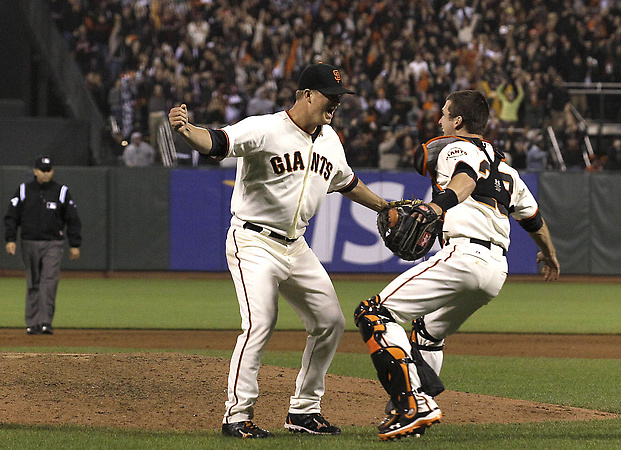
top-left (377, 199), bottom-right (442, 261)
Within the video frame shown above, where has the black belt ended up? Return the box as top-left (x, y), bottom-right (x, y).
top-left (446, 238), bottom-right (506, 256)
top-left (243, 222), bottom-right (297, 243)
top-left (469, 238), bottom-right (507, 256)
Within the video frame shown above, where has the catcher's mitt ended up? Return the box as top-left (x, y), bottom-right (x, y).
top-left (377, 199), bottom-right (442, 261)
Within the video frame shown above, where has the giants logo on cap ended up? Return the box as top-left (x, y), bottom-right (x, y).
top-left (333, 70), bottom-right (341, 82)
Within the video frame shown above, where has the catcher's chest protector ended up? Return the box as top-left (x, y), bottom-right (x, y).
top-left (414, 136), bottom-right (467, 177)
top-left (469, 138), bottom-right (512, 215)
top-left (420, 136), bottom-right (511, 215)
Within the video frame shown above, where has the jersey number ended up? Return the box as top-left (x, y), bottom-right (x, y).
top-left (476, 160), bottom-right (513, 213)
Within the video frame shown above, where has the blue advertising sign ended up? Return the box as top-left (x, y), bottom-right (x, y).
top-left (169, 168), bottom-right (234, 270)
top-left (168, 168), bottom-right (540, 274)
top-left (306, 170), bottom-right (540, 274)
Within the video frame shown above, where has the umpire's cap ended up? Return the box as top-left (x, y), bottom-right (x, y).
top-left (34, 155), bottom-right (53, 172)
top-left (298, 63), bottom-right (355, 96)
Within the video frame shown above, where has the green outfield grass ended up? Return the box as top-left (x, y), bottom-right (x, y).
top-left (1, 276), bottom-right (620, 448)
top-left (0, 277), bottom-right (620, 333)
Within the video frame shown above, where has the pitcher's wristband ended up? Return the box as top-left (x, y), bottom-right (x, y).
top-left (207, 129), bottom-right (228, 157)
top-left (433, 188), bottom-right (459, 211)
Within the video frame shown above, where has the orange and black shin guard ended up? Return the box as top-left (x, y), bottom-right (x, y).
top-left (354, 296), bottom-right (417, 412)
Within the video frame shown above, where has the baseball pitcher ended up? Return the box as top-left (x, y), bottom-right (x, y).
top-left (169, 63), bottom-right (388, 439)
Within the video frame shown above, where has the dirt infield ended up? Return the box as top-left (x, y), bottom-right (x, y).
top-left (2, 329), bottom-right (621, 358)
top-left (0, 329), bottom-right (618, 431)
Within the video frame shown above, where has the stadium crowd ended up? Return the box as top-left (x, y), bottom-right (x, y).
top-left (49, 0), bottom-right (621, 171)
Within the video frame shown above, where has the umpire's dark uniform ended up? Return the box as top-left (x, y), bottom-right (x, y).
top-left (4, 156), bottom-right (82, 334)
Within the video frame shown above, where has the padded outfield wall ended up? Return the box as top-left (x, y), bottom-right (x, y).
top-left (0, 167), bottom-right (618, 275)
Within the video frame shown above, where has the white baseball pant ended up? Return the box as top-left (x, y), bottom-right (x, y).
top-left (223, 225), bottom-right (345, 423)
top-left (379, 239), bottom-right (507, 381)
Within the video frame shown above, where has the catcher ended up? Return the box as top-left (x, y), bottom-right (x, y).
top-left (356, 90), bottom-right (560, 441)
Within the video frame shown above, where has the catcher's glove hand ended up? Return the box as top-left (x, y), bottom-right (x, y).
top-left (377, 199), bottom-right (442, 261)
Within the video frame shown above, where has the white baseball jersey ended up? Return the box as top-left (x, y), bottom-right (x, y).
top-left (221, 110), bottom-right (352, 424)
top-left (435, 138), bottom-right (540, 251)
top-left (222, 110), bottom-right (356, 238)
top-left (377, 136), bottom-right (543, 390)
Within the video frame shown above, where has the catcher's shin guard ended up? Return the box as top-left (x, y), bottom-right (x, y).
top-left (354, 296), bottom-right (417, 413)
top-left (409, 318), bottom-right (445, 397)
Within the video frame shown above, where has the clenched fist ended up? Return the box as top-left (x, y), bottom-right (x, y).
top-left (168, 104), bottom-right (189, 134)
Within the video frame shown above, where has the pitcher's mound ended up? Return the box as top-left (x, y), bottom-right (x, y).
top-left (0, 352), bottom-right (615, 431)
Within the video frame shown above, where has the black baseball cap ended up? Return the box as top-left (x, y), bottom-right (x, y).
top-left (34, 155), bottom-right (53, 172)
top-left (298, 63), bottom-right (355, 96)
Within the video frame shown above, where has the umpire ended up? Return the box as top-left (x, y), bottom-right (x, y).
top-left (4, 156), bottom-right (82, 335)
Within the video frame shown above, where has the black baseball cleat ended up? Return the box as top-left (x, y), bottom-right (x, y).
top-left (378, 407), bottom-right (442, 441)
top-left (222, 421), bottom-right (272, 438)
top-left (26, 325), bottom-right (41, 335)
top-left (379, 412), bottom-right (427, 438)
top-left (284, 413), bottom-right (341, 435)
top-left (40, 324), bottom-right (54, 334)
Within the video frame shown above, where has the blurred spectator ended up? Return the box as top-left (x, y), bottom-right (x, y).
top-left (187, 12), bottom-right (209, 57)
top-left (398, 133), bottom-right (419, 168)
top-left (148, 84), bottom-right (169, 153)
top-left (108, 78), bottom-right (123, 131)
top-left (456, 11), bottom-right (481, 44)
top-left (510, 140), bottom-right (528, 170)
top-left (246, 87), bottom-right (275, 116)
top-left (377, 129), bottom-right (401, 170)
top-left (522, 86), bottom-right (547, 130)
top-left (405, 97), bottom-right (423, 129)
top-left (495, 80), bottom-right (525, 126)
top-left (204, 91), bottom-right (227, 125)
top-left (562, 133), bottom-right (586, 171)
top-left (483, 108), bottom-right (501, 148)
top-left (122, 132), bottom-right (156, 167)
top-left (85, 71), bottom-right (107, 115)
top-left (377, 127), bottom-right (413, 170)
top-left (526, 135), bottom-right (548, 171)
top-left (105, 13), bottom-right (125, 85)
top-left (373, 88), bottom-right (393, 127)
top-left (547, 73), bottom-right (571, 131)
top-left (101, 122), bottom-right (125, 164)
top-left (224, 85), bottom-right (245, 124)
top-left (419, 109), bottom-right (441, 143)
top-left (604, 139), bottom-right (621, 171)
top-left (53, 0), bottom-right (85, 50)
top-left (407, 52), bottom-right (429, 83)
top-left (348, 127), bottom-right (379, 167)
top-left (55, 0), bottom-right (621, 168)
top-left (73, 24), bottom-right (96, 74)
